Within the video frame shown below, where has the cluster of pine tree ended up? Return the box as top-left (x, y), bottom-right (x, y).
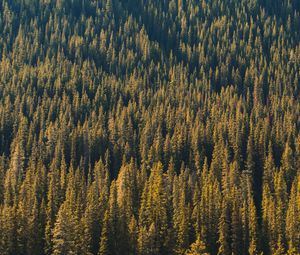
top-left (0, 0), bottom-right (299, 254)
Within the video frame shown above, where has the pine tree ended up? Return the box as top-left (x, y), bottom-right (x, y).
top-left (128, 216), bottom-right (138, 255)
top-left (281, 142), bottom-right (295, 190)
top-left (185, 236), bottom-right (210, 255)
top-left (274, 169), bottom-right (288, 247)
top-left (248, 192), bottom-right (259, 255)
top-left (273, 235), bottom-right (286, 255)
top-left (52, 203), bottom-right (79, 255)
top-left (245, 134), bottom-right (255, 177)
top-left (4, 142), bottom-right (25, 205)
top-left (174, 188), bottom-right (190, 254)
top-left (45, 169), bottom-right (61, 255)
top-left (286, 175), bottom-right (300, 254)
top-left (0, 155), bottom-right (6, 204)
top-left (218, 199), bottom-right (231, 255)
top-left (139, 162), bottom-right (169, 254)
top-left (0, 204), bottom-right (18, 255)
top-left (99, 210), bottom-right (109, 255)
top-left (82, 182), bottom-right (102, 255)
top-left (263, 142), bottom-right (275, 188)
top-left (231, 188), bottom-right (243, 255)
top-left (262, 182), bottom-right (275, 254)
top-left (52, 170), bottom-right (82, 255)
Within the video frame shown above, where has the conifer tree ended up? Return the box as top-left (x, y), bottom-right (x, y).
top-left (4, 142), bottom-right (25, 205)
top-left (52, 203), bottom-right (79, 255)
top-left (185, 236), bottom-right (210, 255)
top-left (0, 0), bottom-right (299, 254)
top-left (139, 162), bottom-right (169, 255)
top-left (218, 199), bottom-right (231, 255)
top-left (286, 175), bottom-right (300, 254)
top-left (281, 142), bottom-right (295, 191)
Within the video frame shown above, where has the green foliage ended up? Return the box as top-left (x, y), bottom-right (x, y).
top-left (0, 0), bottom-right (299, 254)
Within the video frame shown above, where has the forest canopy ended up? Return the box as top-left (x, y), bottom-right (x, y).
top-left (0, 0), bottom-right (300, 254)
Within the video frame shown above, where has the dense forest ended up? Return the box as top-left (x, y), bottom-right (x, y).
top-left (0, 0), bottom-right (299, 254)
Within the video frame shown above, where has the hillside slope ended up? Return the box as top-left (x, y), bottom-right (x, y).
top-left (0, 0), bottom-right (299, 254)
